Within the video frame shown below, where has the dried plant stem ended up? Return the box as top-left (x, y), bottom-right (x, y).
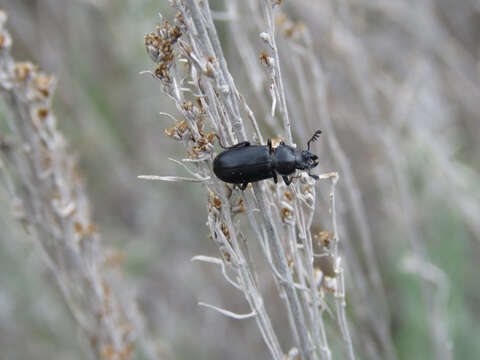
top-left (328, 173), bottom-right (355, 360)
top-left (144, 1), bottom-right (355, 359)
top-left (260, 0), bottom-right (293, 144)
top-left (254, 183), bottom-right (314, 360)
top-left (0, 12), bottom-right (158, 360)
top-left (297, 28), bottom-right (394, 359)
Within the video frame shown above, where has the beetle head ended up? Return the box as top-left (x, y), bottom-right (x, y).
top-left (297, 151), bottom-right (319, 170)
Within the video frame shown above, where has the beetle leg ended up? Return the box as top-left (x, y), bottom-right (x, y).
top-left (214, 134), bottom-right (250, 149)
top-left (240, 182), bottom-right (249, 191)
top-left (272, 171), bottom-right (278, 184)
top-left (268, 138), bottom-right (273, 154)
top-left (308, 172), bottom-right (319, 181)
top-left (228, 141), bottom-right (250, 149)
top-left (282, 176), bottom-right (292, 186)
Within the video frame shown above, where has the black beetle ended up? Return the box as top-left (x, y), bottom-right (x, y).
top-left (213, 130), bottom-right (322, 190)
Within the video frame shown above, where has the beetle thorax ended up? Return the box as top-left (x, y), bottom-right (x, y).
top-left (272, 143), bottom-right (297, 175)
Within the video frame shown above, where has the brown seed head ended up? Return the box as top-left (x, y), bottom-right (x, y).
top-left (281, 207), bottom-right (293, 222)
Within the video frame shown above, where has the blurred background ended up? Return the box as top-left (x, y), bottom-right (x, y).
top-left (1, 0), bottom-right (479, 359)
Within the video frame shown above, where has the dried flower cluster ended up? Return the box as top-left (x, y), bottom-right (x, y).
top-left (145, 19), bottom-right (182, 83)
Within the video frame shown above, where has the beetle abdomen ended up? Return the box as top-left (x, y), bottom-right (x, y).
top-left (213, 145), bottom-right (274, 184)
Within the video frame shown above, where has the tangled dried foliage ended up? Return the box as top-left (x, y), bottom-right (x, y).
top-left (142, 1), bottom-right (353, 359)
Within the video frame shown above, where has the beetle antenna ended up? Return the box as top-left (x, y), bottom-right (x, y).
top-left (307, 130), bottom-right (322, 151)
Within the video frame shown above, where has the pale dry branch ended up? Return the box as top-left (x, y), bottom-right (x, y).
top-left (197, 302), bottom-right (257, 320)
top-left (138, 175), bottom-right (209, 182)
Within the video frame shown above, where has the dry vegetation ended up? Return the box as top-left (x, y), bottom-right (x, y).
top-left (1, 1), bottom-right (480, 360)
